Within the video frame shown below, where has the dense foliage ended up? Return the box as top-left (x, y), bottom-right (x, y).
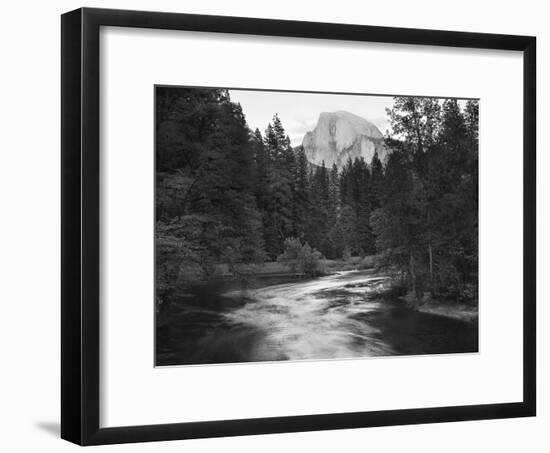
top-left (371, 97), bottom-right (478, 302)
top-left (277, 238), bottom-right (325, 277)
top-left (156, 87), bottom-right (478, 305)
top-left (155, 87), bottom-right (265, 304)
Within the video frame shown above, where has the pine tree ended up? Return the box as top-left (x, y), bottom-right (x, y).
top-left (292, 146), bottom-right (310, 239)
top-left (464, 100), bottom-right (479, 148)
top-left (251, 128), bottom-right (268, 208)
top-left (272, 114), bottom-right (290, 154)
top-left (306, 162), bottom-right (331, 256)
top-left (378, 97), bottom-right (441, 297)
top-left (261, 115), bottom-right (294, 257)
top-left (325, 164), bottom-right (345, 258)
top-left (155, 87), bottom-right (266, 302)
top-left (370, 151), bottom-right (384, 209)
top-left (328, 164), bottom-right (340, 214)
top-left (374, 96), bottom-right (478, 300)
top-left (436, 99), bottom-right (477, 291)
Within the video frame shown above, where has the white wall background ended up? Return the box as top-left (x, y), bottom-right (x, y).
top-left (0, 0), bottom-right (547, 451)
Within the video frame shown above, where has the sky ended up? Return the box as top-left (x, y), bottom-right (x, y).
top-left (228, 89), bottom-right (396, 147)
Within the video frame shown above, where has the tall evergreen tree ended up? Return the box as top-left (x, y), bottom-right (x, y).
top-left (370, 151), bottom-right (384, 209)
top-left (261, 115), bottom-right (294, 257)
top-left (292, 146), bottom-right (311, 239)
top-left (306, 162), bottom-right (331, 256)
top-left (251, 128), bottom-right (268, 207)
top-left (155, 87), bottom-right (266, 303)
top-left (372, 96), bottom-right (478, 301)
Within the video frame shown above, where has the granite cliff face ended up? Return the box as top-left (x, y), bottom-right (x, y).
top-left (302, 111), bottom-right (387, 168)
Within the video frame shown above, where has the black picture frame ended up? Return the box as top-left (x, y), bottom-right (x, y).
top-left (61, 7), bottom-right (536, 446)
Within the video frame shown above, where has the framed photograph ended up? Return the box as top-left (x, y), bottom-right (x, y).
top-left (61, 7), bottom-right (536, 445)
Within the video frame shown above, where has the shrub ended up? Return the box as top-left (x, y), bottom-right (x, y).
top-left (276, 238), bottom-right (303, 273)
top-left (277, 238), bottom-right (325, 277)
top-left (301, 246), bottom-right (326, 276)
top-left (358, 255), bottom-right (376, 270)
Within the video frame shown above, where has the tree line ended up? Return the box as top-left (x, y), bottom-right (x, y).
top-left (374, 97), bottom-right (478, 302)
top-left (156, 87), bottom-right (478, 304)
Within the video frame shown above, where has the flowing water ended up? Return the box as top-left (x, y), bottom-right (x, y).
top-left (156, 270), bottom-right (478, 366)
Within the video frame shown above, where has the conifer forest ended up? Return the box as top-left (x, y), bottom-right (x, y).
top-left (155, 87), bottom-right (478, 366)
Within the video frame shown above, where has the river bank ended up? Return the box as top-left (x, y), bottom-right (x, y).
top-left (413, 301), bottom-right (478, 322)
top-left (350, 272), bottom-right (479, 323)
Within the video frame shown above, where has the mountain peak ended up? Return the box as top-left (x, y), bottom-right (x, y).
top-left (302, 111), bottom-right (387, 168)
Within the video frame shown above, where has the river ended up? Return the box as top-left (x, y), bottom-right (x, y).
top-left (156, 270), bottom-right (478, 366)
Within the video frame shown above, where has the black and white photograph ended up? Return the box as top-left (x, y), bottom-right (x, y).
top-left (0, 0), bottom-right (543, 449)
top-left (155, 87), bottom-right (479, 366)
